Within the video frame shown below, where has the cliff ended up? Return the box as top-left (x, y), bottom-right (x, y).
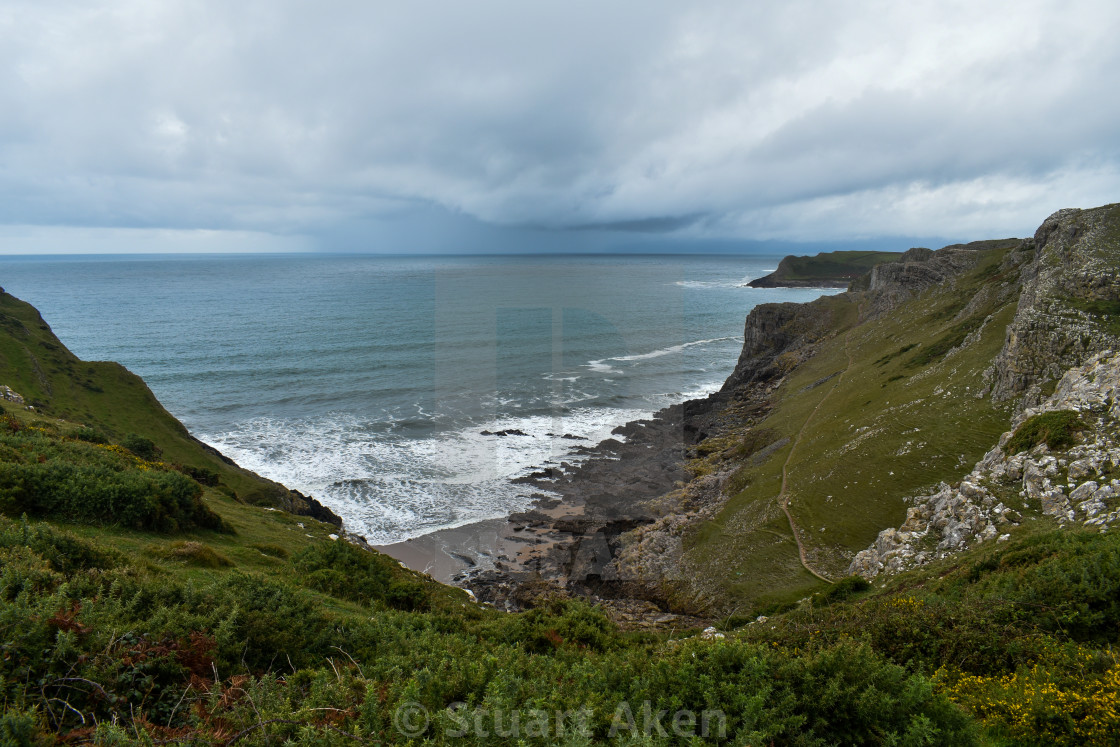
top-left (747, 249), bottom-right (902, 287)
top-left (0, 287), bottom-right (341, 524)
top-left (466, 203), bottom-right (1120, 620)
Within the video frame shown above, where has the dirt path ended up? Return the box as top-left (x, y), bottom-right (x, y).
top-left (778, 307), bottom-right (860, 584)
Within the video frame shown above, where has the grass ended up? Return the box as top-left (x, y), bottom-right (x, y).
top-left (769, 250), bottom-right (903, 282)
top-left (1006, 410), bottom-right (1085, 453)
top-left (684, 245), bottom-right (1020, 610)
top-left (0, 290), bottom-right (282, 500)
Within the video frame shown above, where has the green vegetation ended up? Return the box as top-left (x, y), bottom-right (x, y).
top-left (774, 250), bottom-right (903, 281)
top-left (0, 414), bottom-right (225, 532)
top-left (749, 250), bottom-right (902, 287)
top-left (905, 316), bottom-right (985, 368)
top-left (685, 245), bottom-right (1020, 609)
top-left (736, 525), bottom-right (1120, 745)
top-left (0, 291), bottom-right (290, 501)
top-left (0, 512), bottom-right (980, 745)
top-left (1005, 410), bottom-right (1085, 454)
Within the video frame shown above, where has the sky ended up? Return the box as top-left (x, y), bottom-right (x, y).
top-left (1, 0), bottom-right (1118, 254)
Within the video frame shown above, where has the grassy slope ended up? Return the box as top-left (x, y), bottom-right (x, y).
top-left (686, 245), bottom-right (1025, 609)
top-left (769, 250), bottom-right (903, 281)
top-left (0, 290), bottom-right (273, 496)
top-left (0, 404), bottom-right (461, 610)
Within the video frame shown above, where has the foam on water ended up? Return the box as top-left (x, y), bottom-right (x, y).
top-left (203, 402), bottom-right (660, 543)
top-left (600, 336), bottom-right (738, 363)
top-left (202, 373), bottom-right (730, 544)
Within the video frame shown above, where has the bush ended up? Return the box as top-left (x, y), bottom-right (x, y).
top-left (0, 460), bottom-right (224, 532)
top-left (819, 574), bottom-right (871, 604)
top-left (1006, 410), bottom-right (1084, 453)
top-left (514, 598), bottom-right (621, 653)
top-left (293, 540), bottom-right (413, 608)
top-left (70, 427), bottom-right (108, 444)
top-left (121, 433), bottom-right (160, 460)
top-left (179, 464), bottom-right (219, 486)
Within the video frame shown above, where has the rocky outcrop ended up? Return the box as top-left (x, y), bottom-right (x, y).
top-left (861, 239), bottom-right (1020, 319)
top-left (850, 350), bottom-right (1120, 579)
top-left (989, 205), bottom-right (1120, 407)
top-left (0, 385), bottom-right (25, 405)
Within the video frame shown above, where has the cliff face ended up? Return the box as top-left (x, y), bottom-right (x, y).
top-left (848, 205), bottom-right (1120, 580)
top-left (989, 205), bottom-right (1120, 406)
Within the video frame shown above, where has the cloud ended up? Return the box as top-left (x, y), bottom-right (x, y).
top-left (1, 0), bottom-right (1118, 251)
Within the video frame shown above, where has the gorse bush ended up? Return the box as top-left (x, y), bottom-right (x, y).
top-left (0, 426), bottom-right (224, 532)
top-left (0, 513), bottom-right (981, 745)
top-left (70, 426), bottom-right (108, 444)
top-left (293, 538), bottom-right (429, 610)
top-left (121, 432), bottom-right (160, 460)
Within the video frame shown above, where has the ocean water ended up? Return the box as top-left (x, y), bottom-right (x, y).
top-left (0, 254), bottom-right (840, 542)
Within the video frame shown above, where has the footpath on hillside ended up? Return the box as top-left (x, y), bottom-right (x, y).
top-left (777, 302), bottom-right (862, 584)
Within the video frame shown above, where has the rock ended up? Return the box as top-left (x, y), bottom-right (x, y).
top-left (0, 386), bottom-right (24, 405)
top-left (1068, 459), bottom-right (1095, 482)
top-left (700, 626), bottom-right (725, 640)
top-left (1070, 481), bottom-right (1100, 503)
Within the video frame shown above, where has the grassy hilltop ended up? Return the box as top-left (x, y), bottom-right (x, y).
top-left (746, 249), bottom-right (903, 287)
top-left (2, 204), bottom-right (1120, 744)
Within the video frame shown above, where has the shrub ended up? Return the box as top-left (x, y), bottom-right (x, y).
top-left (1005, 410), bottom-right (1084, 454)
top-left (0, 460), bottom-right (224, 532)
top-left (386, 579), bottom-right (429, 611)
top-left (514, 598), bottom-right (621, 653)
top-left (0, 515), bottom-right (118, 574)
top-left (292, 540), bottom-right (413, 608)
top-left (818, 574), bottom-right (871, 604)
top-left (179, 464), bottom-right (219, 486)
top-left (70, 427), bottom-right (108, 444)
top-left (121, 433), bottom-right (160, 460)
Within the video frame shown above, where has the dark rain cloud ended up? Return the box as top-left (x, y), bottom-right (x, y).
top-left (0, 0), bottom-right (1118, 251)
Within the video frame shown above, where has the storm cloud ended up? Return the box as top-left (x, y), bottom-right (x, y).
top-left (1, 0), bottom-right (1118, 251)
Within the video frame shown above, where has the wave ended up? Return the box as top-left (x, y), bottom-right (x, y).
top-left (602, 336), bottom-right (738, 363)
top-left (674, 271), bottom-right (776, 289)
top-left (199, 404), bottom-right (661, 544)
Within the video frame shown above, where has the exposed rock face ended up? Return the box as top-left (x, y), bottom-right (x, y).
top-left (989, 205), bottom-right (1120, 407)
top-left (724, 298), bottom-right (845, 392)
top-left (861, 239), bottom-right (1019, 319)
top-left (850, 350), bottom-right (1120, 579)
top-left (0, 385), bottom-right (25, 405)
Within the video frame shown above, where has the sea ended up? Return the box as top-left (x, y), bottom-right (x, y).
top-left (0, 253), bottom-right (840, 543)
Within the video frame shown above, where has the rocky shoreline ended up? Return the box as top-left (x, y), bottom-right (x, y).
top-left (377, 397), bottom-right (720, 615)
